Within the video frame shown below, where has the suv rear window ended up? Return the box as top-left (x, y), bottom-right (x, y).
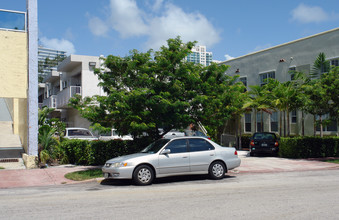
top-left (253, 133), bottom-right (276, 140)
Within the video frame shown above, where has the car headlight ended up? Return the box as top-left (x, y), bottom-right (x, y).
top-left (114, 162), bottom-right (128, 167)
top-left (106, 162), bottom-right (127, 167)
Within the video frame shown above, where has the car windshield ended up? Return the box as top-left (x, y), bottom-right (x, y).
top-left (68, 129), bottom-right (92, 136)
top-left (141, 139), bottom-right (170, 154)
top-left (253, 133), bottom-right (276, 140)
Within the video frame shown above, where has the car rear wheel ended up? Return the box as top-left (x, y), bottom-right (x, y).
top-left (209, 161), bottom-right (226, 180)
top-left (133, 165), bottom-right (154, 185)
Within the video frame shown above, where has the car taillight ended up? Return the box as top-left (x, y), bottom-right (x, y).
top-left (250, 140), bottom-right (255, 146)
top-left (234, 150), bottom-right (238, 155)
top-left (274, 141), bottom-right (279, 147)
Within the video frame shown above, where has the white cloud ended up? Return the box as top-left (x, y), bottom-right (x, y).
top-left (291, 4), bottom-right (329, 23)
top-left (224, 54), bottom-right (234, 61)
top-left (88, 0), bottom-right (221, 50)
top-left (145, 3), bottom-right (220, 50)
top-left (40, 37), bottom-right (76, 55)
top-left (88, 16), bottom-right (109, 36)
top-left (108, 0), bottom-right (148, 38)
top-left (151, 0), bottom-right (164, 12)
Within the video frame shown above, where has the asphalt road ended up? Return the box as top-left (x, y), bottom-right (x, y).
top-left (1, 169), bottom-right (338, 220)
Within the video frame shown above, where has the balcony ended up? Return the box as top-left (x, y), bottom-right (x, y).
top-left (42, 95), bottom-right (57, 109)
top-left (56, 86), bottom-right (81, 108)
top-left (43, 71), bottom-right (60, 83)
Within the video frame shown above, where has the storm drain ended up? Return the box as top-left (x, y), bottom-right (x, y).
top-left (0, 159), bottom-right (19, 163)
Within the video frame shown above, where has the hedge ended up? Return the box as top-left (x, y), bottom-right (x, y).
top-left (279, 136), bottom-right (339, 158)
top-left (60, 136), bottom-right (153, 165)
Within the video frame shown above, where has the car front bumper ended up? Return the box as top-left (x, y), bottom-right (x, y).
top-left (102, 166), bottom-right (135, 179)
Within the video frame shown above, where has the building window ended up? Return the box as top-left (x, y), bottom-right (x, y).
top-left (257, 112), bottom-right (263, 132)
top-left (316, 114), bottom-right (338, 132)
top-left (259, 71), bottom-right (275, 86)
top-left (291, 110), bottom-right (297, 124)
top-left (0, 10), bottom-right (26, 31)
top-left (330, 59), bottom-right (339, 67)
top-left (239, 77), bottom-right (247, 87)
top-left (271, 112), bottom-right (278, 132)
top-left (289, 67), bottom-right (296, 81)
top-left (245, 113), bottom-right (251, 132)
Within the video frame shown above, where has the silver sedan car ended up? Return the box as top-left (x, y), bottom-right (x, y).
top-left (102, 137), bottom-right (241, 185)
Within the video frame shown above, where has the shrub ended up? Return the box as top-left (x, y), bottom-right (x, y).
top-left (279, 136), bottom-right (339, 158)
top-left (59, 137), bottom-right (154, 165)
top-left (241, 134), bottom-right (252, 149)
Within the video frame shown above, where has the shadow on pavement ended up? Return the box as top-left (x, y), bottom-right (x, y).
top-left (100, 174), bottom-right (236, 186)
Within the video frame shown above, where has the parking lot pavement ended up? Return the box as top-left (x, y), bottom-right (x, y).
top-left (231, 150), bottom-right (339, 174)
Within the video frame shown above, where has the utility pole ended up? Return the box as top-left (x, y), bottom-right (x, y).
top-left (27, 0), bottom-right (38, 157)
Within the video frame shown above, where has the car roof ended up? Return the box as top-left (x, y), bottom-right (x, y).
top-left (66, 127), bottom-right (90, 130)
top-left (164, 136), bottom-right (209, 141)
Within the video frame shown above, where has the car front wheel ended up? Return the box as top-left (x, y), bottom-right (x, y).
top-left (209, 161), bottom-right (226, 180)
top-left (133, 165), bottom-right (154, 185)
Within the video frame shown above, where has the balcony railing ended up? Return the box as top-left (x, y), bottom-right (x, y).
top-left (56, 86), bottom-right (81, 108)
top-left (0, 9), bottom-right (26, 31)
top-left (42, 95), bottom-right (57, 109)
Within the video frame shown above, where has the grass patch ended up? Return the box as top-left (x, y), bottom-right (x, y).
top-left (0, 167), bottom-right (4, 169)
top-left (324, 159), bottom-right (339, 164)
top-left (64, 168), bottom-right (103, 181)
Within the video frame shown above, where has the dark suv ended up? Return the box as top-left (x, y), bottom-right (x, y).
top-left (249, 132), bottom-right (279, 156)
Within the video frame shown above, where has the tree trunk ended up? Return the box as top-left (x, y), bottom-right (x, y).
top-left (261, 111), bottom-right (264, 132)
top-left (320, 115), bottom-right (323, 137)
top-left (279, 111), bottom-right (282, 136)
top-left (301, 111), bottom-right (305, 137)
top-left (283, 111), bottom-right (286, 137)
top-left (254, 110), bottom-right (257, 132)
top-left (287, 108), bottom-right (290, 137)
top-left (239, 115), bottom-right (242, 150)
top-left (313, 115), bottom-right (316, 137)
top-left (235, 117), bottom-right (239, 149)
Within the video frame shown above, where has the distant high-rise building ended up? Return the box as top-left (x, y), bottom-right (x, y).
top-left (38, 46), bottom-right (67, 78)
top-left (186, 45), bottom-right (213, 66)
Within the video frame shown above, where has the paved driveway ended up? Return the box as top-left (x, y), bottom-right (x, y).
top-left (232, 151), bottom-right (339, 174)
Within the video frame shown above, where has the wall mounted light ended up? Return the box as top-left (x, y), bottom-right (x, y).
top-left (235, 68), bottom-right (240, 73)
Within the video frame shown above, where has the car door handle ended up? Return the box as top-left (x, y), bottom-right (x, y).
top-left (183, 156), bottom-right (188, 158)
top-left (210, 154), bottom-right (214, 156)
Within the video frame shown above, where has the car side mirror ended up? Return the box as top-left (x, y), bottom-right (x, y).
top-left (161, 149), bottom-right (171, 154)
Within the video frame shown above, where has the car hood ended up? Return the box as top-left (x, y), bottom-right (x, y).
top-left (106, 153), bottom-right (150, 163)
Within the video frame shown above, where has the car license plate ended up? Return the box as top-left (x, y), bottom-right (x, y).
top-left (261, 143), bottom-right (267, 147)
top-left (104, 173), bottom-right (109, 178)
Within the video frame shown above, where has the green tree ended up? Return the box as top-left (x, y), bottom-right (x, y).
top-left (38, 107), bottom-right (66, 164)
top-left (310, 52), bottom-right (330, 79)
top-left (244, 85), bottom-right (270, 133)
top-left (70, 37), bottom-right (246, 142)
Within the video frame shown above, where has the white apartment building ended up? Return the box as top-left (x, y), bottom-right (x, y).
top-left (221, 27), bottom-right (339, 137)
top-left (42, 55), bottom-right (104, 128)
top-left (186, 45), bottom-right (213, 66)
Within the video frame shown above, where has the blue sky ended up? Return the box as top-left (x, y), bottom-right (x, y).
top-left (2, 0), bottom-right (339, 61)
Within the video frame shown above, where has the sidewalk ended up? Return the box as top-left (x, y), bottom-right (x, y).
top-left (1, 151), bottom-right (339, 189)
top-left (0, 165), bottom-right (99, 189)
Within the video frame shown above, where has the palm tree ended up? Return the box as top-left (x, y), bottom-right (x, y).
top-left (311, 52), bottom-right (330, 79)
top-left (265, 79), bottom-right (297, 137)
top-left (244, 85), bottom-right (270, 132)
